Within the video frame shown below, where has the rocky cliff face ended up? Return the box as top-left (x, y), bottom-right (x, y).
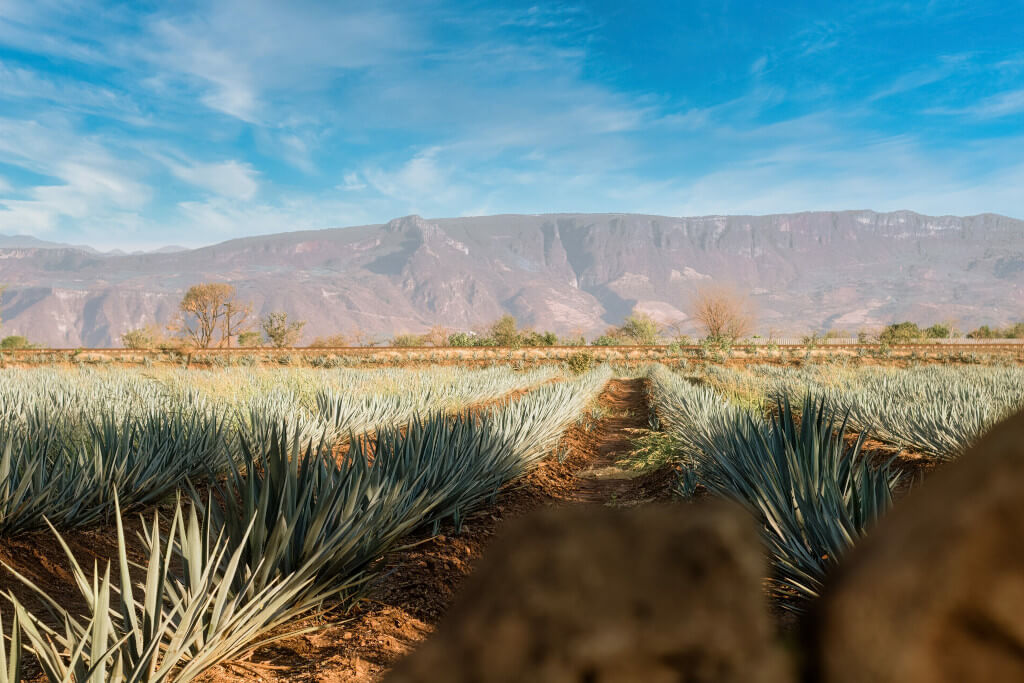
top-left (1, 210), bottom-right (1022, 346)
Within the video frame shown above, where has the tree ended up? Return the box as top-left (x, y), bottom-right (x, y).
top-left (1004, 322), bottom-right (1024, 339)
top-left (924, 323), bottom-right (951, 339)
top-left (619, 311), bottom-right (660, 345)
top-left (261, 311), bottom-right (306, 348)
top-left (221, 300), bottom-right (254, 348)
top-left (690, 285), bottom-right (754, 341)
top-left (662, 318), bottom-right (692, 343)
top-left (176, 283), bottom-right (234, 348)
top-left (349, 327), bottom-right (369, 347)
top-left (490, 315), bottom-right (520, 347)
top-left (424, 325), bottom-right (451, 347)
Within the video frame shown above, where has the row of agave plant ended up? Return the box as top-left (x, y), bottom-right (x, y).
top-left (646, 364), bottom-right (900, 609)
top-left (751, 364), bottom-right (1024, 460)
top-left (0, 365), bottom-right (557, 535)
top-left (0, 364), bottom-right (611, 682)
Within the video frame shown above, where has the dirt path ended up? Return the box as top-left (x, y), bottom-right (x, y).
top-left (569, 378), bottom-right (665, 507)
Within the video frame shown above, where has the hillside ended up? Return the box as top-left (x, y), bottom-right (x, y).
top-left (1, 210), bottom-right (1022, 347)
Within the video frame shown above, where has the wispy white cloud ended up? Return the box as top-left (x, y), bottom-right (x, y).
top-left (140, 0), bottom-right (420, 122)
top-left (0, 0), bottom-right (1022, 248)
top-left (363, 147), bottom-right (467, 210)
top-left (0, 116), bottom-right (151, 236)
top-left (868, 54), bottom-right (969, 101)
top-left (164, 158), bottom-right (259, 200)
top-left (927, 88), bottom-right (1024, 118)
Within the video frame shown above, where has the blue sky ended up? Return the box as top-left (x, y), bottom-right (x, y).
top-left (0, 0), bottom-right (1022, 249)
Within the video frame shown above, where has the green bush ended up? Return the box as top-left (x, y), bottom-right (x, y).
top-left (619, 312), bottom-right (660, 345)
top-left (566, 350), bottom-right (596, 374)
top-left (391, 333), bottom-right (426, 347)
top-left (591, 334), bottom-right (624, 346)
top-left (879, 322), bottom-right (922, 344)
top-left (0, 335), bottom-right (33, 349)
top-left (447, 332), bottom-right (495, 347)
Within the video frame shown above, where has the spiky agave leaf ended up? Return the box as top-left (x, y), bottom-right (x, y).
top-left (761, 364), bottom-right (1024, 460)
top-left (0, 608), bottom-right (21, 683)
top-left (2, 494), bottom-right (314, 683)
top-left (192, 365), bottom-right (611, 614)
top-left (647, 365), bottom-right (899, 609)
top-left (0, 404), bottom-right (230, 536)
top-left (193, 422), bottom-right (436, 612)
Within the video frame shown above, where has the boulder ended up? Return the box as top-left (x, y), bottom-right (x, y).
top-left (814, 408), bottom-right (1024, 682)
top-left (384, 502), bottom-right (791, 683)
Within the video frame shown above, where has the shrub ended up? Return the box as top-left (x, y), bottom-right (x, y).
top-left (879, 322), bottom-right (922, 343)
top-left (591, 334), bottom-right (624, 346)
top-left (521, 330), bottom-right (558, 346)
top-left (447, 332), bottom-right (494, 347)
top-left (391, 333), bottom-right (426, 347)
top-left (237, 331), bottom-right (263, 347)
top-left (308, 334), bottom-right (350, 348)
top-left (0, 335), bottom-right (33, 349)
top-left (566, 350), bottom-right (596, 374)
top-left (120, 327), bottom-right (154, 349)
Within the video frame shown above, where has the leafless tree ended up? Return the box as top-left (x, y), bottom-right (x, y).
top-left (690, 284), bottom-right (754, 341)
top-left (221, 299), bottom-right (253, 347)
top-left (424, 324), bottom-right (451, 347)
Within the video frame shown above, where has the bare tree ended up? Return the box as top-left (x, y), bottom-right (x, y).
top-left (690, 285), bottom-right (754, 341)
top-left (349, 326), bottom-right (368, 347)
top-left (221, 299), bottom-right (253, 347)
top-left (424, 324), bottom-right (450, 347)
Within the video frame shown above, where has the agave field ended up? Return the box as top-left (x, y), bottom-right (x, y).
top-left (0, 363), bottom-right (608, 682)
top-left (2, 357), bottom-right (1022, 680)
top-left (695, 363), bottom-right (1024, 459)
top-left (646, 362), bottom-right (1024, 609)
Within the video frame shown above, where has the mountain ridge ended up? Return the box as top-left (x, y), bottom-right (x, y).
top-left (1, 210), bottom-right (1021, 347)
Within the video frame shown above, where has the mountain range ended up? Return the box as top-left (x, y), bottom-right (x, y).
top-left (0, 210), bottom-right (1022, 347)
